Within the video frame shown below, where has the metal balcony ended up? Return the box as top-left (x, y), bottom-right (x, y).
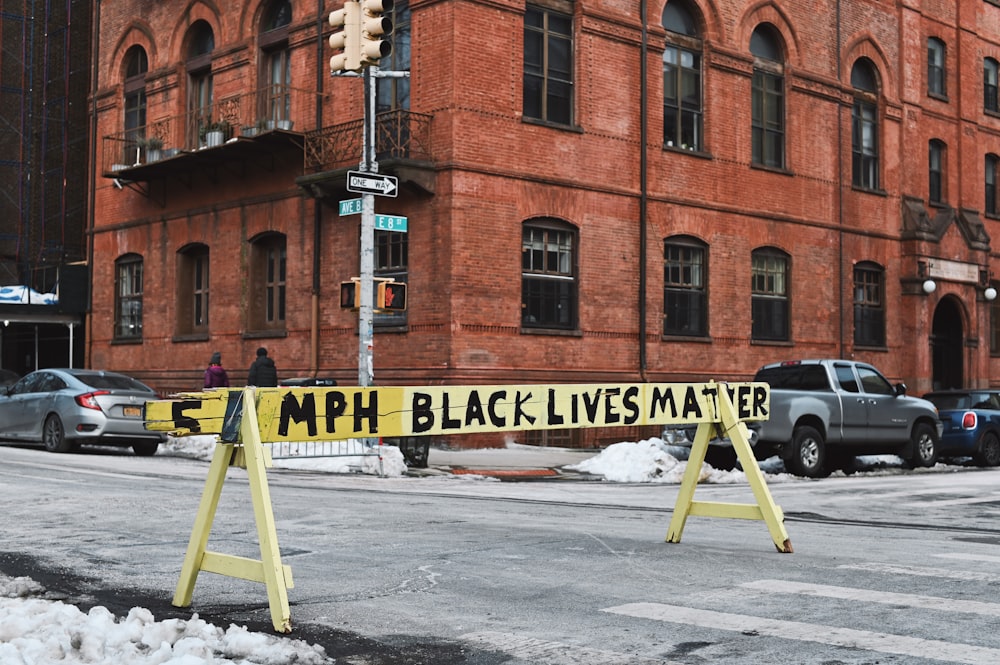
top-left (299, 110), bottom-right (435, 198)
top-left (100, 85), bottom-right (322, 187)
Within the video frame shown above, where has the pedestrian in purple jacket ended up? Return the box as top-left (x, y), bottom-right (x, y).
top-left (204, 351), bottom-right (230, 389)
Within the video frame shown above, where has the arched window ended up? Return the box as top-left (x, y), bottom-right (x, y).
top-left (929, 139), bottom-right (946, 204)
top-left (927, 37), bottom-right (946, 98)
top-left (261, 1), bottom-right (292, 127)
top-left (249, 233), bottom-right (286, 331)
top-left (851, 59), bottom-right (879, 190)
top-left (522, 219), bottom-right (577, 329)
top-left (985, 58), bottom-right (999, 113)
top-left (662, 0), bottom-right (702, 151)
top-left (115, 254), bottom-right (144, 340)
top-left (663, 235), bottom-right (707, 336)
top-left (987, 154), bottom-right (999, 216)
top-left (751, 247), bottom-right (789, 341)
top-left (176, 244), bottom-right (210, 336)
top-left (750, 25), bottom-right (784, 168)
top-left (187, 21), bottom-right (215, 146)
top-left (123, 46), bottom-right (148, 162)
top-left (853, 262), bottom-right (885, 347)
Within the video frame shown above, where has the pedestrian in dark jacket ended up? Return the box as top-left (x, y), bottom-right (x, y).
top-left (247, 347), bottom-right (278, 387)
top-left (204, 351), bottom-right (229, 389)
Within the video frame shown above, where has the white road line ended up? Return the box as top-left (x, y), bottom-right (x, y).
top-left (741, 579), bottom-right (1000, 616)
top-left (901, 495), bottom-right (1000, 508)
top-left (838, 561), bottom-right (1000, 583)
top-left (934, 552), bottom-right (1000, 565)
top-left (459, 631), bottom-right (680, 665)
top-left (602, 603), bottom-right (1000, 665)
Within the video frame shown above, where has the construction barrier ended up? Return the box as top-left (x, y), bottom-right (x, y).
top-left (145, 381), bottom-right (787, 633)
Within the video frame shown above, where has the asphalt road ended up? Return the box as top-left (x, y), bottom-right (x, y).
top-left (3, 443), bottom-right (1000, 664)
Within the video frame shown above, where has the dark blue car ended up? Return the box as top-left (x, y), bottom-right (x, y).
top-left (923, 390), bottom-right (1000, 466)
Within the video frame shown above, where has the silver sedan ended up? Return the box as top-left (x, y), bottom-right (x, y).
top-left (0, 368), bottom-right (166, 455)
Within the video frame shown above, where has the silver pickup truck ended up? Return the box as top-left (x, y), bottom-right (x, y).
top-left (752, 359), bottom-right (942, 477)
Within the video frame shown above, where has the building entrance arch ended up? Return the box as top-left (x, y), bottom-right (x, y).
top-left (931, 296), bottom-right (964, 390)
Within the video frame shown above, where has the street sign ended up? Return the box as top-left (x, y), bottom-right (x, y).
top-left (375, 214), bottom-right (408, 232)
top-left (339, 198), bottom-right (362, 216)
top-left (346, 171), bottom-right (398, 197)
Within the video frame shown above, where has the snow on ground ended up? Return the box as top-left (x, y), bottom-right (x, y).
top-left (563, 437), bottom-right (796, 484)
top-left (0, 575), bottom-right (330, 664)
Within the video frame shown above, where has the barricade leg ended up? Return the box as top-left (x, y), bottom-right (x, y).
top-left (171, 388), bottom-right (294, 633)
top-left (666, 386), bottom-right (793, 553)
top-left (173, 440), bottom-right (234, 608)
top-left (240, 389), bottom-right (293, 633)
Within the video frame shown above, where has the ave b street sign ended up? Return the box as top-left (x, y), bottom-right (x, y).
top-left (339, 198), bottom-right (362, 216)
top-left (347, 171), bottom-right (398, 197)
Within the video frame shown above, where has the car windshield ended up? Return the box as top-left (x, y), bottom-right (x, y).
top-left (73, 373), bottom-right (153, 392)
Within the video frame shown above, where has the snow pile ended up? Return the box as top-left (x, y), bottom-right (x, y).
top-left (565, 438), bottom-right (796, 484)
top-left (0, 575), bottom-right (331, 665)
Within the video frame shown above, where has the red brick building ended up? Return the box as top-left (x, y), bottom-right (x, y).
top-left (89, 0), bottom-right (1000, 447)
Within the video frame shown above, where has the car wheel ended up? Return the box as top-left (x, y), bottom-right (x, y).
top-left (974, 431), bottom-right (1000, 467)
top-left (787, 425), bottom-right (828, 478)
top-left (42, 415), bottom-right (72, 453)
top-left (909, 422), bottom-right (938, 468)
top-left (132, 442), bottom-right (159, 457)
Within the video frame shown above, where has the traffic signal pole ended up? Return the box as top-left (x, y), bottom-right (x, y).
top-left (358, 66), bottom-right (376, 387)
top-left (329, 0), bottom-right (407, 388)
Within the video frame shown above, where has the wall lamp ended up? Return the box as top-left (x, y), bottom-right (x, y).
top-left (917, 260), bottom-right (936, 294)
top-left (981, 269), bottom-right (997, 301)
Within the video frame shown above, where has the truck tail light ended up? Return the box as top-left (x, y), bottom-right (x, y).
top-left (961, 411), bottom-right (977, 430)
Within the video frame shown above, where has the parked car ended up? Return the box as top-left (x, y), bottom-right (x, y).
top-left (922, 390), bottom-right (1000, 467)
top-left (752, 359), bottom-right (942, 478)
top-left (0, 369), bottom-right (18, 388)
top-left (0, 368), bottom-right (166, 455)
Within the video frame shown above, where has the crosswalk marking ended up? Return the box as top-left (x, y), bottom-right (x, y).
top-left (459, 631), bottom-right (681, 665)
top-left (741, 579), bottom-right (1000, 616)
top-left (838, 561), bottom-right (1000, 583)
top-left (602, 602), bottom-right (1000, 665)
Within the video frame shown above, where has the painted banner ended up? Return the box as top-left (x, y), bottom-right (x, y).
top-left (145, 382), bottom-right (769, 442)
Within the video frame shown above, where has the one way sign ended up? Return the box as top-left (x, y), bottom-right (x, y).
top-left (347, 171), bottom-right (399, 197)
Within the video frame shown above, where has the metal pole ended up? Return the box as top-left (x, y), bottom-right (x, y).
top-left (357, 67), bottom-right (377, 387)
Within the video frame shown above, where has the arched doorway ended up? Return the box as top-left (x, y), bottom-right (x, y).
top-left (931, 296), bottom-right (964, 389)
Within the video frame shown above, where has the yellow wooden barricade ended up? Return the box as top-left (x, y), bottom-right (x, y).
top-left (147, 381), bottom-right (789, 634)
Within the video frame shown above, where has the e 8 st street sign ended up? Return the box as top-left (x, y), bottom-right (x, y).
top-left (347, 171), bottom-right (398, 197)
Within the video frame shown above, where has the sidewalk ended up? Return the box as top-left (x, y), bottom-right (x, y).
top-left (411, 443), bottom-right (601, 479)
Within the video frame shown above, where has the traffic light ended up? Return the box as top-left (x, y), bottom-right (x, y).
top-left (341, 279), bottom-right (406, 310)
top-left (339, 279), bottom-right (360, 308)
top-left (379, 281), bottom-right (406, 311)
top-left (329, 1), bottom-right (361, 73)
top-left (359, 0), bottom-right (393, 67)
